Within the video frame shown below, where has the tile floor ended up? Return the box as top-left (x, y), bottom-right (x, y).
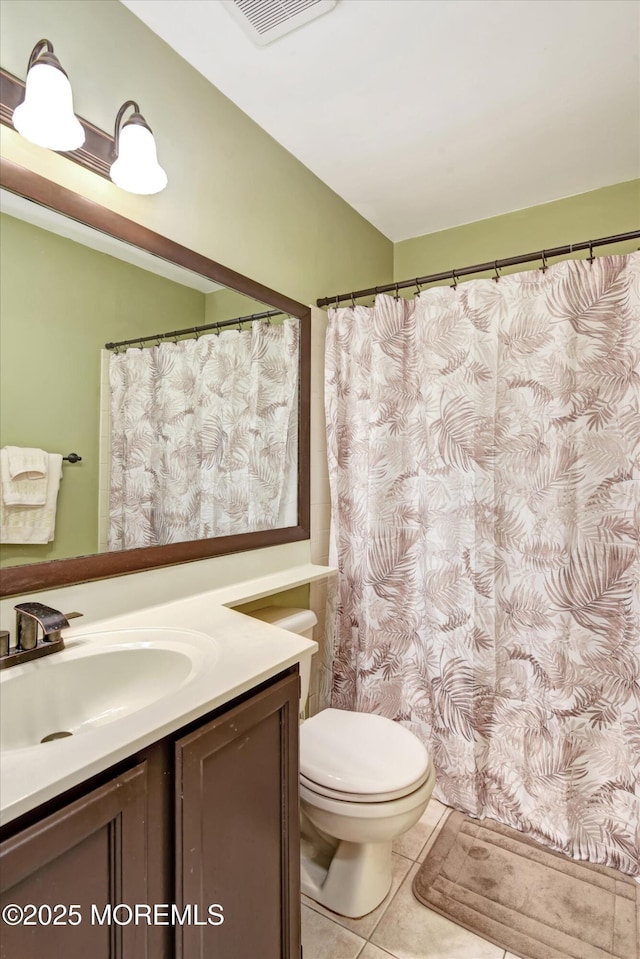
top-left (301, 799), bottom-right (520, 959)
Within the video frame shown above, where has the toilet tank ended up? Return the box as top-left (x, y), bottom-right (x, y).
top-left (246, 607), bottom-right (317, 715)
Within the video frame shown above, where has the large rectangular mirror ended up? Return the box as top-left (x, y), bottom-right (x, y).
top-left (0, 159), bottom-right (310, 596)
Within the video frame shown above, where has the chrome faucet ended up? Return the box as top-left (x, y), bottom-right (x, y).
top-left (0, 603), bottom-right (82, 669)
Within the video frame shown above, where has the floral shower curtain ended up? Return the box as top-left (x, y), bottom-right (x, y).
top-left (109, 318), bottom-right (298, 549)
top-left (325, 253), bottom-right (640, 876)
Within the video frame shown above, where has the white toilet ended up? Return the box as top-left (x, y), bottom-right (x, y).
top-left (247, 607), bottom-right (435, 919)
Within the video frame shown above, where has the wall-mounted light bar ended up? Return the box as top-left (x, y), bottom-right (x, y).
top-left (1, 67), bottom-right (113, 179)
top-left (1, 40), bottom-right (167, 195)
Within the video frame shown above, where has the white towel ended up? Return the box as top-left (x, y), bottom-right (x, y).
top-left (1, 447), bottom-right (48, 506)
top-left (4, 446), bottom-right (48, 479)
top-left (0, 453), bottom-right (63, 544)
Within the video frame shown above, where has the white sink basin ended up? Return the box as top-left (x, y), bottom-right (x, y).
top-left (0, 627), bottom-right (218, 751)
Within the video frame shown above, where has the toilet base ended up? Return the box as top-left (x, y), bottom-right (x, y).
top-left (301, 833), bottom-right (393, 918)
top-left (299, 765), bottom-right (436, 918)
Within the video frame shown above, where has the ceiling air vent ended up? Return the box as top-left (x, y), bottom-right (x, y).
top-left (222, 0), bottom-right (337, 46)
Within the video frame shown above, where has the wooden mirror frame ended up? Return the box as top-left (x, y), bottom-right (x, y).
top-left (0, 158), bottom-right (310, 597)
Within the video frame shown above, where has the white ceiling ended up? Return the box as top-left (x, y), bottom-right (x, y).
top-left (122, 0), bottom-right (640, 242)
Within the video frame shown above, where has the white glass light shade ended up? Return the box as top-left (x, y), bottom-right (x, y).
top-left (110, 122), bottom-right (167, 195)
top-left (12, 62), bottom-right (85, 151)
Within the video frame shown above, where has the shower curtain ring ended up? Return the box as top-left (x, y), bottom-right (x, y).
top-left (492, 261), bottom-right (501, 283)
top-left (540, 250), bottom-right (548, 273)
top-left (138, 338), bottom-right (145, 350)
top-left (351, 293), bottom-right (356, 308)
top-left (587, 241), bottom-right (595, 265)
top-left (394, 283), bottom-right (400, 300)
top-left (414, 278), bottom-right (422, 296)
top-left (451, 269), bottom-right (458, 289)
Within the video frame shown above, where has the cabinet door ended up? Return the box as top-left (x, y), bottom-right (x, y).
top-left (176, 671), bottom-right (301, 959)
top-left (0, 764), bottom-right (148, 959)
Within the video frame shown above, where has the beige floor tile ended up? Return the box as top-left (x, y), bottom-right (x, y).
top-left (357, 944), bottom-right (398, 959)
top-left (303, 852), bottom-right (413, 938)
top-left (392, 798), bottom-right (450, 862)
top-left (301, 904), bottom-right (366, 959)
top-left (371, 863), bottom-right (504, 959)
top-left (427, 799), bottom-right (449, 818)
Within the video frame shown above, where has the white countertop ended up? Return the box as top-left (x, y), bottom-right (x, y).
top-left (0, 563), bottom-right (333, 826)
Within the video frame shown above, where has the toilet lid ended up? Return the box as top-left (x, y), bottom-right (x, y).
top-left (300, 709), bottom-right (430, 796)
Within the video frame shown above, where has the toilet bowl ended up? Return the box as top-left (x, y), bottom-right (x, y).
top-left (247, 607), bottom-right (435, 918)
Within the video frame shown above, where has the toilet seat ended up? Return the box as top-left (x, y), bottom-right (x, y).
top-left (300, 767), bottom-right (430, 803)
top-left (300, 708), bottom-right (430, 798)
top-left (300, 763), bottom-right (436, 821)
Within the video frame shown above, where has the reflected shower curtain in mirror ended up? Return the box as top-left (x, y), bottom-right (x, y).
top-left (108, 318), bottom-right (298, 548)
top-left (324, 253), bottom-right (640, 875)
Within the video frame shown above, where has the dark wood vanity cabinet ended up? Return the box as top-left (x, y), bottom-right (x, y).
top-left (0, 764), bottom-right (150, 959)
top-left (0, 669), bottom-right (301, 959)
top-left (176, 670), bottom-right (301, 959)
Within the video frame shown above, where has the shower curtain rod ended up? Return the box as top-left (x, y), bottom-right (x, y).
top-left (316, 229), bottom-right (640, 307)
top-left (105, 308), bottom-right (284, 351)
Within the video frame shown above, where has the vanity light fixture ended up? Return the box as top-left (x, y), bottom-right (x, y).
top-left (110, 100), bottom-right (167, 195)
top-left (12, 39), bottom-right (85, 151)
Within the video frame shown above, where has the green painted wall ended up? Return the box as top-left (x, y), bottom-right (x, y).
top-left (0, 213), bottom-right (204, 566)
top-left (0, 0), bottom-right (392, 306)
top-left (204, 288), bottom-right (269, 326)
top-left (394, 180), bottom-right (640, 282)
